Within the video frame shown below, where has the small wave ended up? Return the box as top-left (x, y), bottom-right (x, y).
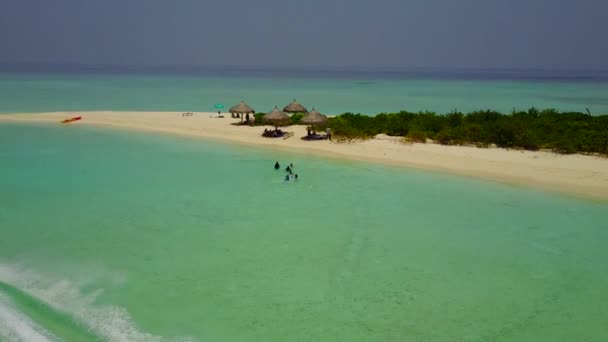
top-left (0, 262), bottom-right (193, 342)
top-left (0, 295), bottom-right (55, 342)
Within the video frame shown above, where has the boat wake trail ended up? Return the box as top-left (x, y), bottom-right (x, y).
top-left (0, 262), bottom-right (192, 342)
top-left (0, 295), bottom-right (55, 342)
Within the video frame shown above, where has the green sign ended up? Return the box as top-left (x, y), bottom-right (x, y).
top-left (214, 104), bottom-right (224, 109)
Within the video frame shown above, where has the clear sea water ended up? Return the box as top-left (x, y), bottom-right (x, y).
top-left (1, 123), bottom-right (607, 341)
top-left (2, 68), bottom-right (608, 341)
top-left (1, 67), bottom-right (608, 115)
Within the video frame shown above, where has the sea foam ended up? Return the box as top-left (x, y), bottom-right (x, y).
top-left (0, 294), bottom-right (55, 342)
top-left (0, 262), bottom-right (192, 342)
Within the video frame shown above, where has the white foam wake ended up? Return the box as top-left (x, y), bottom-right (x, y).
top-left (0, 294), bottom-right (55, 342)
top-left (0, 262), bottom-right (193, 342)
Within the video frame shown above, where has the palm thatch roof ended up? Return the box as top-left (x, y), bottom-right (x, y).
top-left (229, 101), bottom-right (255, 114)
top-left (300, 107), bottom-right (328, 125)
top-left (283, 99), bottom-right (308, 114)
top-left (263, 106), bottom-right (290, 126)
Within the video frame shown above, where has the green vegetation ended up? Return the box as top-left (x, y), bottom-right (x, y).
top-left (253, 113), bottom-right (265, 126)
top-left (288, 113), bottom-right (304, 125)
top-left (326, 108), bottom-right (608, 155)
top-left (250, 108), bottom-right (607, 155)
top-left (252, 112), bottom-right (304, 126)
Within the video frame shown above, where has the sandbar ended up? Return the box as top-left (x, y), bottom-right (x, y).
top-left (2, 111), bottom-right (608, 201)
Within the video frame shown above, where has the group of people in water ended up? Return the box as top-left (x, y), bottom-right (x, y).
top-left (274, 161), bottom-right (298, 181)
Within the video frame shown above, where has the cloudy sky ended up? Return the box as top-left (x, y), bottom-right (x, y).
top-left (1, 0), bottom-right (607, 70)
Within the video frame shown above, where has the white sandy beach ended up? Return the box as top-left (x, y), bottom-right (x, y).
top-left (2, 111), bottom-right (608, 201)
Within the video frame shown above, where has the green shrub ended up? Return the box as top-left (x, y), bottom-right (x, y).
top-left (552, 139), bottom-right (578, 154)
top-left (322, 108), bottom-right (607, 155)
top-left (290, 113), bottom-right (304, 125)
top-left (405, 130), bottom-right (428, 143)
top-left (253, 113), bottom-right (265, 126)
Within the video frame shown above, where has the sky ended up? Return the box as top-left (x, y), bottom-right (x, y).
top-left (1, 0), bottom-right (607, 70)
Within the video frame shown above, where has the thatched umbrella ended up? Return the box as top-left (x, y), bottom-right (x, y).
top-left (263, 106), bottom-right (290, 129)
top-left (301, 107), bottom-right (328, 136)
top-left (283, 99), bottom-right (308, 114)
top-left (301, 107), bottom-right (328, 126)
top-left (229, 100), bottom-right (255, 121)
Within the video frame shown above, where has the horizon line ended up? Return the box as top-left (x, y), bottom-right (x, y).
top-left (1, 62), bottom-right (608, 74)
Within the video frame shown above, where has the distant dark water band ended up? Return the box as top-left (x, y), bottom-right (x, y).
top-left (2, 64), bottom-right (608, 83)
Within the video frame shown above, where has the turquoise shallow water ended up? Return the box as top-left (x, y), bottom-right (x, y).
top-left (1, 123), bottom-right (607, 341)
top-left (1, 72), bottom-right (608, 114)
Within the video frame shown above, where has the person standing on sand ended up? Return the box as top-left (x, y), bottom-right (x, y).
top-left (326, 127), bottom-right (332, 141)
